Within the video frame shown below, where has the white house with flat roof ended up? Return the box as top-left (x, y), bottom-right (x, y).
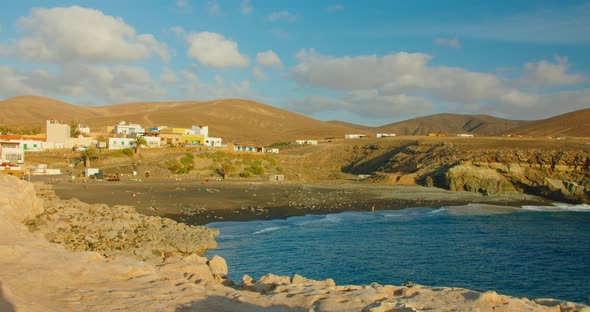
top-left (0, 141), bottom-right (24, 164)
top-left (114, 121), bottom-right (145, 135)
top-left (345, 134), bottom-right (367, 139)
top-left (108, 137), bottom-right (135, 150)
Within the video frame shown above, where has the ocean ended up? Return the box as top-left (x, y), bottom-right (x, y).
top-left (207, 204), bottom-right (590, 303)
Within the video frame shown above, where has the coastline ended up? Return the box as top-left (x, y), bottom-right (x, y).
top-left (1, 173), bottom-right (589, 311)
top-left (49, 178), bottom-right (550, 225)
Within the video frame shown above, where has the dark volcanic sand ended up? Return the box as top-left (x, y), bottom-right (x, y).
top-left (48, 177), bottom-right (549, 225)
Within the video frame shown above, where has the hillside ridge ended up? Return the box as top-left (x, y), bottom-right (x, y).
top-left (2, 95), bottom-right (589, 141)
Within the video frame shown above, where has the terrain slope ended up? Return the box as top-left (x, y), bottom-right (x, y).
top-left (375, 113), bottom-right (530, 136)
top-left (505, 107), bottom-right (590, 137)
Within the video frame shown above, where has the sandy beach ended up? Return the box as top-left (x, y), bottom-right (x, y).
top-left (49, 177), bottom-right (549, 225)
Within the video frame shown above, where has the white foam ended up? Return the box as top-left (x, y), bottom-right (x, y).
top-left (520, 203), bottom-right (590, 212)
top-left (253, 226), bottom-right (283, 235)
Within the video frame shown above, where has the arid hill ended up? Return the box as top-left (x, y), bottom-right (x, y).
top-left (1, 96), bottom-right (360, 145)
top-left (325, 120), bottom-right (374, 132)
top-left (504, 107), bottom-right (590, 137)
top-left (0, 95), bottom-right (98, 126)
top-left (374, 113), bottom-right (530, 136)
top-left (2, 95), bottom-right (589, 142)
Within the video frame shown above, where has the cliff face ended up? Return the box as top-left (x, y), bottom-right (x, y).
top-left (1, 173), bottom-right (588, 311)
top-left (336, 140), bottom-right (590, 203)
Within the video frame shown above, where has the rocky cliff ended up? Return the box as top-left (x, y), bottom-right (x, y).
top-left (26, 183), bottom-right (218, 263)
top-left (326, 139), bottom-right (590, 203)
top-left (1, 174), bottom-right (588, 311)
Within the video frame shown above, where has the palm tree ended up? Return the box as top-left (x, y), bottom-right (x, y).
top-left (80, 147), bottom-right (98, 168)
top-left (133, 135), bottom-right (148, 156)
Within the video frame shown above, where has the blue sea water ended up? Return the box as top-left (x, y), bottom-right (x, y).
top-left (207, 204), bottom-right (590, 303)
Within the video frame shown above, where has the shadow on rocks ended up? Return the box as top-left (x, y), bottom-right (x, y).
top-left (176, 295), bottom-right (308, 312)
top-left (0, 282), bottom-right (15, 312)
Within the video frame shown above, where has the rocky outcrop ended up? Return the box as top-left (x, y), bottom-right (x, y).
top-left (1, 174), bottom-right (589, 311)
top-left (443, 164), bottom-right (517, 195)
top-left (26, 183), bottom-right (218, 263)
top-left (338, 141), bottom-right (590, 203)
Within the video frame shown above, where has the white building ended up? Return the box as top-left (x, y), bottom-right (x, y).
top-left (192, 125), bottom-right (223, 147)
top-left (46, 120), bottom-right (70, 146)
top-left (108, 136), bottom-right (160, 150)
top-left (8, 139), bottom-right (44, 152)
top-left (114, 121), bottom-right (145, 136)
top-left (205, 137), bottom-right (223, 147)
top-left (78, 124), bottom-right (91, 134)
top-left (375, 133), bottom-right (396, 138)
top-left (457, 134), bottom-right (474, 137)
top-left (0, 141), bottom-right (24, 164)
top-left (345, 134), bottom-right (367, 139)
top-left (108, 137), bottom-right (135, 150)
top-left (144, 136), bottom-right (161, 148)
top-left (265, 148), bottom-right (280, 154)
top-left (192, 125), bottom-right (209, 137)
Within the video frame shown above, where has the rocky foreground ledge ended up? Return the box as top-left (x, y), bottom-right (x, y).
top-left (0, 174), bottom-right (588, 312)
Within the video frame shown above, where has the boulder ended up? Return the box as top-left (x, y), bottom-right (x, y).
top-left (207, 255), bottom-right (228, 277)
top-left (477, 291), bottom-right (505, 305)
top-left (291, 274), bottom-right (335, 287)
top-left (444, 164), bottom-right (516, 195)
top-left (251, 274), bottom-right (291, 293)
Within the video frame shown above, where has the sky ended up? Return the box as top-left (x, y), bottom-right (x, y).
top-left (0, 0), bottom-right (589, 126)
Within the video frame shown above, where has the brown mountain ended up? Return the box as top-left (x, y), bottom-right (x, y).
top-left (1, 96), bottom-right (361, 145)
top-left (504, 107), bottom-right (590, 138)
top-left (90, 99), bottom-right (363, 144)
top-left (374, 113), bottom-right (530, 136)
top-left (0, 95), bottom-right (98, 127)
top-left (325, 120), bottom-right (373, 132)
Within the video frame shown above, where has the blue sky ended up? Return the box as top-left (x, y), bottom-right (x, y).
top-left (0, 0), bottom-right (589, 125)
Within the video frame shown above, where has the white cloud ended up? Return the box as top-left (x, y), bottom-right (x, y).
top-left (186, 32), bottom-right (249, 68)
top-left (240, 0), bottom-right (253, 15)
top-left (10, 6), bottom-right (169, 63)
top-left (0, 64), bottom-right (168, 104)
top-left (433, 37), bottom-right (460, 48)
top-left (283, 91), bottom-right (434, 118)
top-left (293, 49), bottom-right (431, 90)
top-left (0, 66), bottom-right (38, 95)
top-left (521, 56), bottom-right (585, 87)
top-left (266, 10), bottom-right (296, 22)
top-left (326, 4), bottom-right (344, 12)
top-left (290, 49), bottom-right (588, 119)
top-left (208, 0), bottom-right (221, 16)
top-left (160, 67), bottom-right (178, 84)
top-left (256, 50), bottom-right (282, 67)
top-left (252, 67), bottom-right (267, 80)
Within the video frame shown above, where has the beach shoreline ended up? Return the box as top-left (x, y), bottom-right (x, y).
top-left (48, 177), bottom-right (550, 225)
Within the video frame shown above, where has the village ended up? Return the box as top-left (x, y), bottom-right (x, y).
top-left (0, 119), bottom-right (279, 177)
top-left (0, 118), bottom-right (483, 181)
